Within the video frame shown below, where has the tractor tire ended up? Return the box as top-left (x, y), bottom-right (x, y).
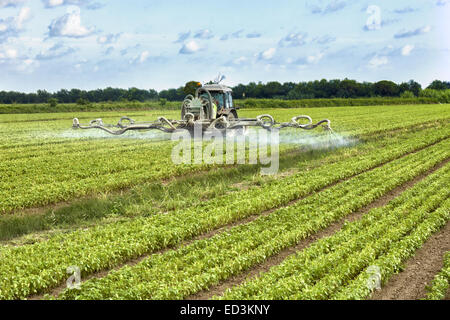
top-left (227, 110), bottom-right (238, 120)
top-left (226, 110), bottom-right (247, 136)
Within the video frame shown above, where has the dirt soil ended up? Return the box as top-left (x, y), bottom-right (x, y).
top-left (371, 221), bottom-right (450, 300)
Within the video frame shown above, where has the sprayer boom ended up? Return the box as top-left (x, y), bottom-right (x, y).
top-left (72, 84), bottom-right (331, 135)
top-left (73, 114), bottom-right (331, 135)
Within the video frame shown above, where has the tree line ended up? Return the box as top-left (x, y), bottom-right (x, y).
top-left (0, 79), bottom-right (449, 104)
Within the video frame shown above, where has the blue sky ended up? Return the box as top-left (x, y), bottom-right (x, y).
top-left (0, 0), bottom-right (449, 92)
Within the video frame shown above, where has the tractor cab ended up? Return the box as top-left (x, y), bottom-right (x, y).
top-left (201, 84), bottom-right (238, 119)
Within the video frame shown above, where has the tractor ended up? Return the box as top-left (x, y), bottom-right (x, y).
top-left (73, 82), bottom-right (332, 135)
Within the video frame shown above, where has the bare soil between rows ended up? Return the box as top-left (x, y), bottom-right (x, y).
top-left (371, 221), bottom-right (450, 300)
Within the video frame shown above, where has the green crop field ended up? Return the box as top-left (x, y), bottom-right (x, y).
top-left (0, 104), bottom-right (449, 300)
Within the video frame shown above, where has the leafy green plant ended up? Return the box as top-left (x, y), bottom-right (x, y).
top-left (424, 252), bottom-right (450, 300)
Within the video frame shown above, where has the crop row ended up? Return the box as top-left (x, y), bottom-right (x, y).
top-left (55, 145), bottom-right (450, 299)
top-left (244, 105), bottom-right (450, 136)
top-left (126, 126), bottom-right (449, 218)
top-left (0, 132), bottom-right (448, 299)
top-left (0, 133), bottom-right (448, 298)
top-left (424, 252), bottom-right (450, 300)
top-left (220, 169), bottom-right (449, 300)
top-left (1, 104), bottom-right (446, 150)
top-left (331, 199), bottom-right (449, 300)
top-left (1, 115), bottom-right (446, 214)
top-left (1, 106), bottom-right (448, 213)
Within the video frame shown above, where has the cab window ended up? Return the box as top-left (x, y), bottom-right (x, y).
top-left (212, 93), bottom-right (224, 109)
top-left (226, 92), bottom-right (233, 108)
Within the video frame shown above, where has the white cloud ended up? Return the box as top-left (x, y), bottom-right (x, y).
top-left (129, 50), bottom-right (150, 64)
top-left (16, 7), bottom-right (32, 29)
top-left (16, 58), bottom-right (40, 73)
top-left (401, 44), bottom-right (414, 56)
top-left (6, 48), bottom-right (18, 58)
top-left (42, 0), bottom-right (95, 8)
top-left (246, 32), bottom-right (261, 39)
top-left (174, 31), bottom-right (190, 43)
top-left (179, 40), bottom-right (201, 54)
top-left (47, 0), bottom-right (64, 6)
top-left (225, 56), bottom-right (249, 67)
top-left (368, 56), bottom-right (388, 68)
top-left (307, 52), bottom-right (324, 64)
top-left (436, 0), bottom-right (450, 6)
top-left (0, 0), bottom-right (25, 8)
top-left (97, 33), bottom-right (121, 45)
top-left (231, 29), bottom-right (244, 38)
top-left (279, 32), bottom-right (307, 47)
top-left (234, 56), bottom-right (247, 64)
top-left (48, 6), bottom-right (94, 38)
top-left (311, 1), bottom-right (347, 14)
top-left (0, 46), bottom-right (40, 74)
top-left (394, 25), bottom-right (431, 38)
top-left (0, 7), bottom-right (32, 42)
top-left (36, 42), bottom-right (76, 60)
top-left (258, 48), bottom-right (276, 60)
top-left (194, 29), bottom-right (213, 40)
top-left (0, 48), bottom-right (18, 59)
top-left (139, 51), bottom-right (149, 63)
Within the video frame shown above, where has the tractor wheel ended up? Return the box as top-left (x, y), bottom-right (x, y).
top-left (226, 110), bottom-right (247, 136)
top-left (227, 110), bottom-right (238, 120)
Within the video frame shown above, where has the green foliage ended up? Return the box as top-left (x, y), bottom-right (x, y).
top-left (374, 80), bottom-right (400, 96)
top-left (221, 168), bottom-right (449, 300)
top-left (159, 98), bottom-right (167, 106)
top-left (427, 80), bottom-right (450, 90)
top-left (76, 98), bottom-right (90, 106)
top-left (0, 119), bottom-right (449, 299)
top-left (55, 142), bottom-right (449, 299)
top-left (0, 100), bottom-right (180, 114)
top-left (183, 81), bottom-right (202, 96)
top-left (419, 89), bottom-right (450, 103)
top-left (400, 91), bottom-right (415, 98)
top-left (236, 97), bottom-right (437, 109)
top-left (0, 106), bottom-right (448, 300)
top-left (0, 97), bottom-right (441, 114)
top-left (424, 252), bottom-right (450, 300)
top-left (0, 79), bottom-right (446, 105)
top-left (47, 98), bottom-right (58, 108)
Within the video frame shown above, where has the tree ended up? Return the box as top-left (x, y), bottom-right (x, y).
top-left (400, 91), bottom-right (415, 98)
top-left (374, 80), bottom-right (399, 97)
top-left (76, 98), bottom-right (90, 105)
top-left (183, 81), bottom-right (202, 96)
top-left (339, 79), bottom-right (360, 98)
top-left (263, 81), bottom-right (283, 98)
top-left (427, 80), bottom-right (450, 90)
top-left (407, 80), bottom-right (422, 96)
top-left (48, 98), bottom-right (58, 108)
top-left (37, 90), bottom-right (51, 103)
top-left (159, 98), bottom-right (167, 106)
